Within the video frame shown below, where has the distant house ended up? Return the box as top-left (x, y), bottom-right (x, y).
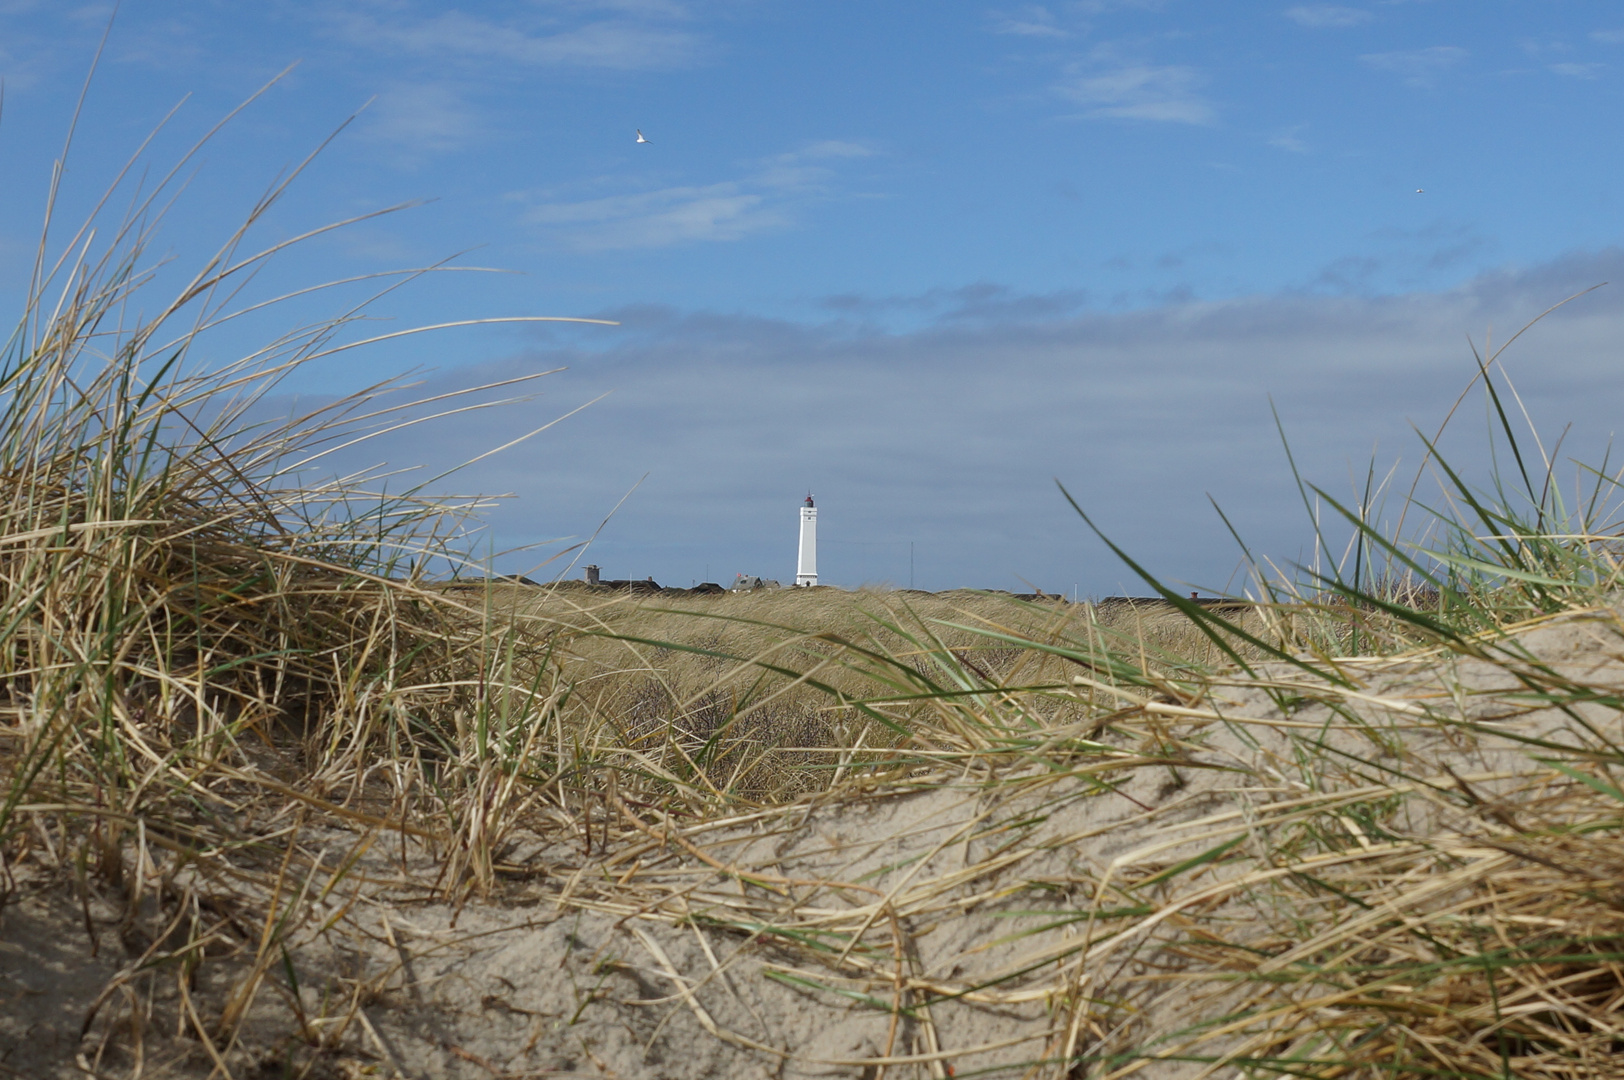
top-left (583, 566), bottom-right (662, 594)
top-left (445, 573), bottom-right (539, 588)
top-left (730, 574), bottom-right (781, 592)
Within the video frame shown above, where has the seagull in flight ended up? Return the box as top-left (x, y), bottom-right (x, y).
top-left (1415, 188), bottom-right (1424, 193)
top-left (636, 129), bottom-right (649, 144)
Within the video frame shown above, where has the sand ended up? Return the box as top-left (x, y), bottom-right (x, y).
top-left (6, 604), bottom-right (1623, 1079)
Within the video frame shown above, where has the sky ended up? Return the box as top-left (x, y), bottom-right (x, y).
top-left (4, 1), bottom-right (1624, 593)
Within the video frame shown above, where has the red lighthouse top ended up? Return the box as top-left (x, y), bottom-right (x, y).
top-left (804, 495), bottom-right (815, 507)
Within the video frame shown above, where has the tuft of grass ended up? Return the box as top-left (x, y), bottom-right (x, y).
top-left (0, 72), bottom-right (625, 1067)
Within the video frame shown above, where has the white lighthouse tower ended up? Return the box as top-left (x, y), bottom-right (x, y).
top-left (796, 495), bottom-right (818, 587)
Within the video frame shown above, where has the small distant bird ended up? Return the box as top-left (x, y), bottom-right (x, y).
top-left (636, 129), bottom-right (649, 144)
top-left (1415, 188), bottom-right (1424, 193)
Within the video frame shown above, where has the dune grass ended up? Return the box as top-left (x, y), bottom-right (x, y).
top-left (4, 84), bottom-right (1624, 1080)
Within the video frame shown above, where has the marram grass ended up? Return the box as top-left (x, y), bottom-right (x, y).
top-left (4, 88), bottom-right (1624, 1080)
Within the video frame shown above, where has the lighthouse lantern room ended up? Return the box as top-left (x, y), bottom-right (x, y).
top-left (796, 495), bottom-right (818, 587)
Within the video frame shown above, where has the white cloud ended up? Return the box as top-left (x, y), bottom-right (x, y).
top-left (1360, 45), bottom-right (1467, 88)
top-left (1056, 61), bottom-right (1215, 124)
top-left (362, 83), bottom-right (487, 155)
top-left (791, 140), bottom-right (875, 160)
top-left (1268, 126), bottom-right (1310, 153)
top-left (1591, 29), bottom-right (1624, 45)
top-left (990, 5), bottom-right (1069, 37)
top-left (749, 141), bottom-right (876, 189)
top-left (329, 8), bottom-right (706, 71)
top-left (552, 0), bottom-right (693, 16)
top-left (522, 184), bottom-right (784, 249)
top-left (1550, 62), bottom-right (1604, 79)
top-left (113, 27), bottom-right (206, 68)
top-left (1283, 5), bottom-right (1371, 29)
top-left (1068, 1), bottom-right (1169, 12)
top-left (66, 3), bottom-right (113, 25)
top-left (512, 141), bottom-right (876, 251)
top-left (1519, 34), bottom-right (1571, 60)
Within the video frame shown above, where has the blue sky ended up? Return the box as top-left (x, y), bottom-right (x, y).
top-left (5, 1), bottom-right (1624, 592)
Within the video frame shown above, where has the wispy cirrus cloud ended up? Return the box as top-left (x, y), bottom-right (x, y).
top-left (1514, 34), bottom-right (1604, 78)
top-left (325, 5), bottom-right (708, 71)
top-left (521, 184), bottom-right (784, 250)
top-left (361, 82), bottom-right (489, 156)
top-left (986, 11), bottom-right (1209, 126)
top-left (1055, 57), bottom-right (1215, 124)
top-left (1360, 45), bottom-right (1467, 88)
top-left (562, 0), bottom-right (693, 16)
top-left (1268, 125), bottom-right (1310, 153)
top-left (820, 282), bottom-right (1092, 324)
top-left (1283, 5), bottom-right (1371, 29)
top-left (511, 141), bottom-right (875, 251)
top-left (1068, 1), bottom-right (1169, 12)
top-left (1550, 61), bottom-right (1604, 79)
top-left (989, 5), bottom-right (1070, 38)
top-left (1590, 29), bottom-right (1624, 45)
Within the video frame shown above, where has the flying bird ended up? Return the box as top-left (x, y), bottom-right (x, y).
top-left (1415, 188), bottom-right (1424, 193)
top-left (636, 129), bottom-right (649, 144)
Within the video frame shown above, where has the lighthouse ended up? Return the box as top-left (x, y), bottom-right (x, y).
top-left (796, 495), bottom-right (818, 587)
